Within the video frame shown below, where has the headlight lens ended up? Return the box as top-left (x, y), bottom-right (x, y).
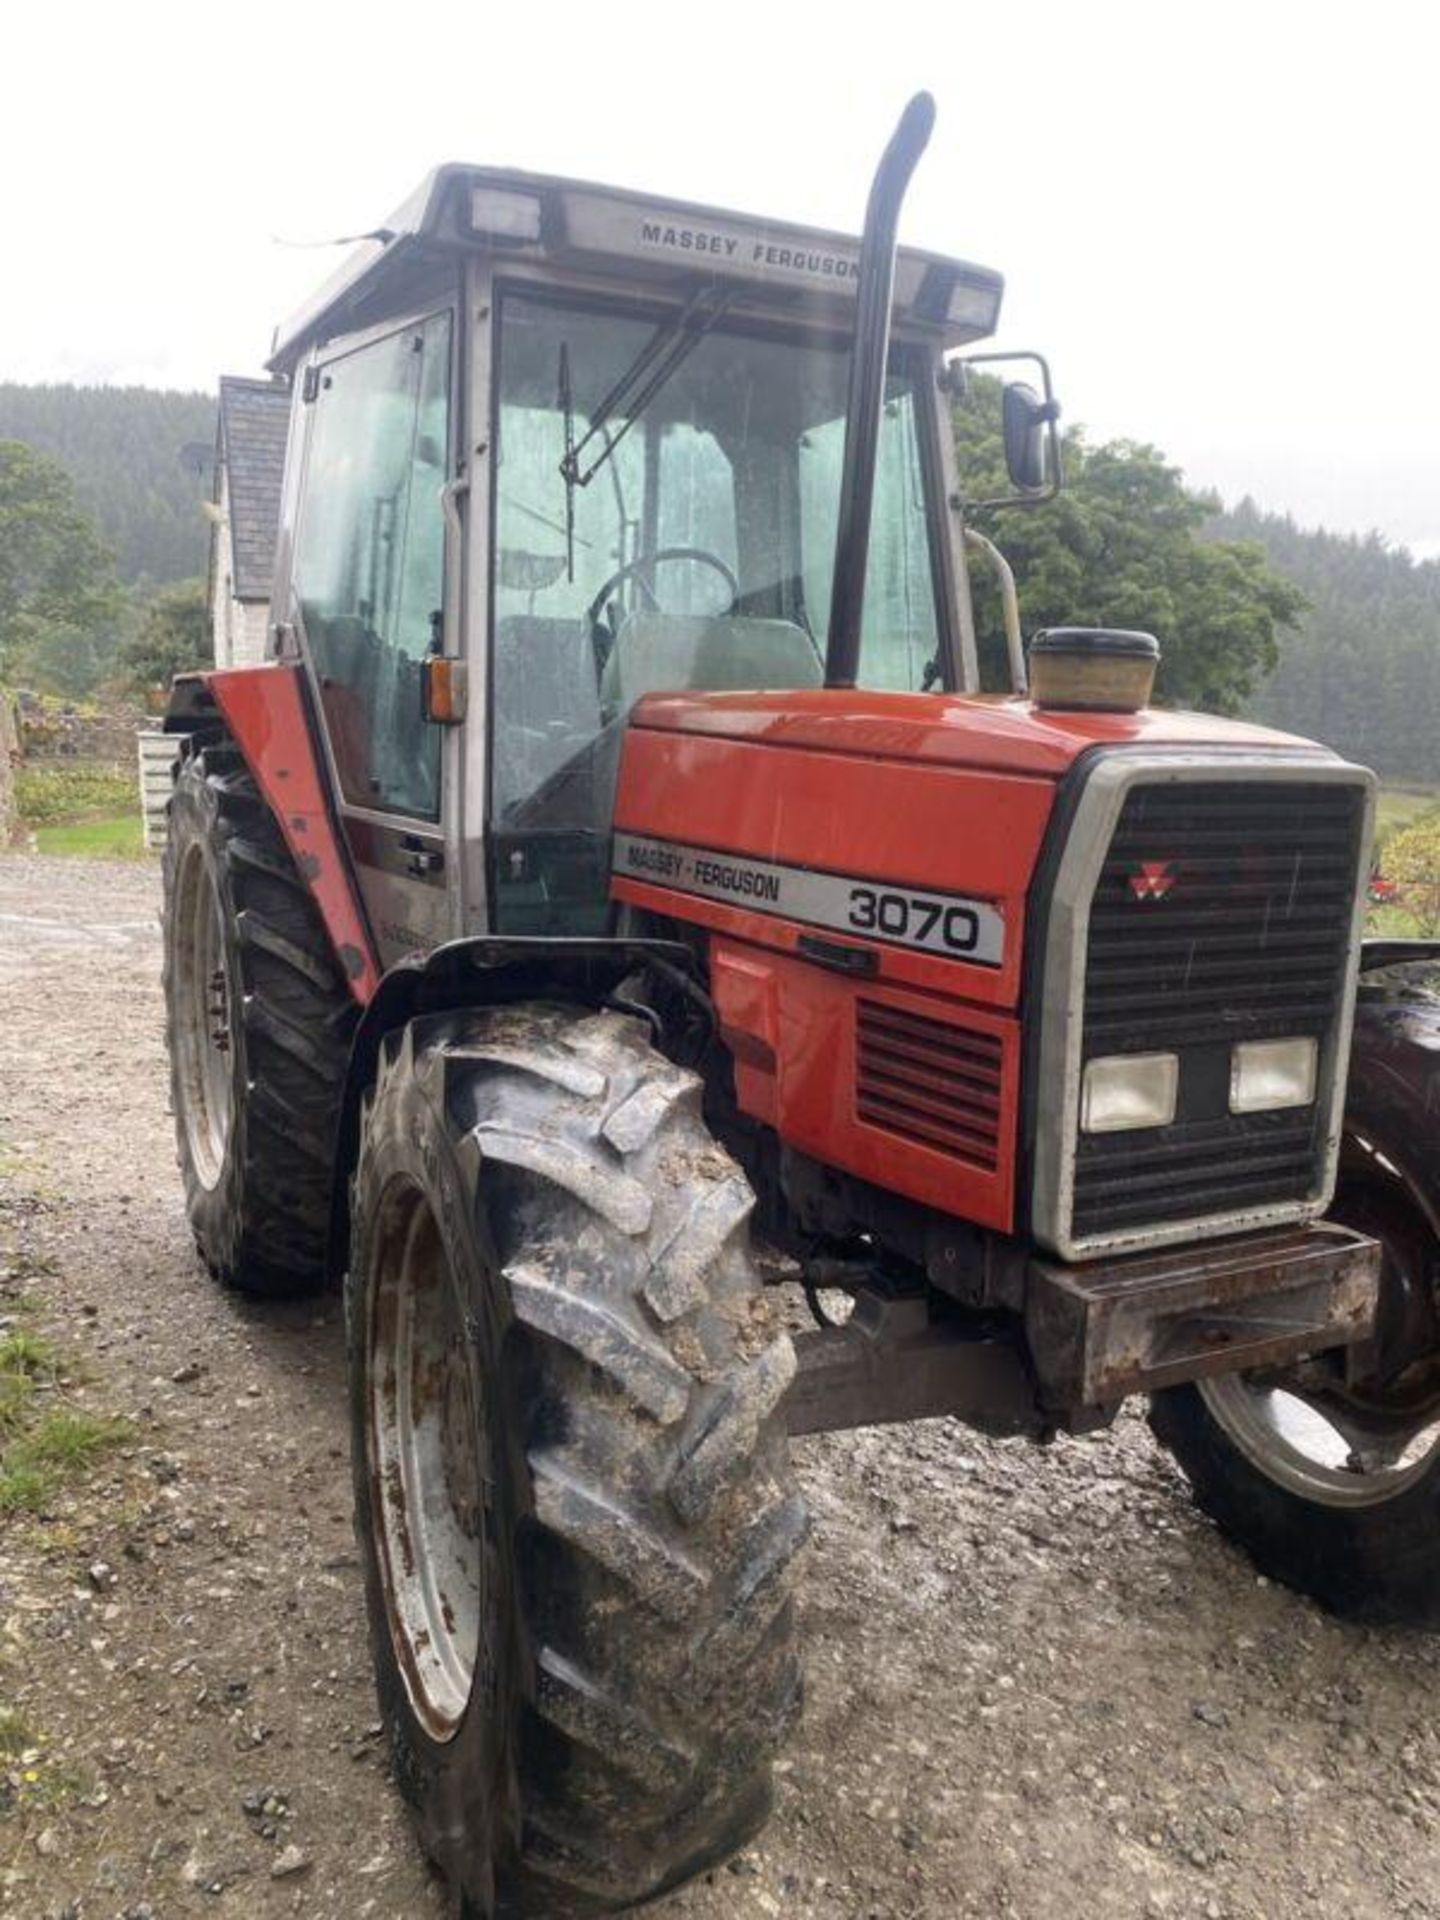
top-left (1081, 1052), bottom-right (1179, 1133)
top-left (1230, 1037), bottom-right (1317, 1114)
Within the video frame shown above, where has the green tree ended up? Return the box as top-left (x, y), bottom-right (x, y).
top-left (0, 439), bottom-right (123, 694)
top-left (119, 578), bottom-right (210, 694)
top-left (952, 382), bottom-right (1307, 711)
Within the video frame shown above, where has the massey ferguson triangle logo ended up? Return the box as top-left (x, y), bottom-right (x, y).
top-left (1129, 861), bottom-right (1177, 902)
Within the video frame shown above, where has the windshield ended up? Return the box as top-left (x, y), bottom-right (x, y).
top-left (489, 288), bottom-right (945, 929)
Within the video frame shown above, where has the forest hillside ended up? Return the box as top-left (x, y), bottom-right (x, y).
top-left (0, 383), bottom-right (215, 585)
top-left (1210, 498), bottom-right (1440, 785)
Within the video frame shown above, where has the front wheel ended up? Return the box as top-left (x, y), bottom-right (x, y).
top-left (1151, 1177), bottom-right (1440, 1623)
top-left (347, 1005), bottom-right (808, 1916)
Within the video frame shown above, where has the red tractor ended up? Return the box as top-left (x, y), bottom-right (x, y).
top-left (161, 97), bottom-right (1436, 1916)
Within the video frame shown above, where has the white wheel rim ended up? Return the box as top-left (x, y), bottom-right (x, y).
top-left (1198, 1371), bottom-right (1440, 1508)
top-left (366, 1181), bottom-right (484, 1740)
top-left (174, 843), bottom-right (234, 1190)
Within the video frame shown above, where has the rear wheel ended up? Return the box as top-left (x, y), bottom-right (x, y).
top-left (348, 1005), bottom-right (808, 1916)
top-left (162, 742), bottom-right (355, 1296)
top-left (1151, 1175), bottom-right (1440, 1623)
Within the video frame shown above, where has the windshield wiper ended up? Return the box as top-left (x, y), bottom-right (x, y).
top-left (559, 284), bottom-right (733, 496)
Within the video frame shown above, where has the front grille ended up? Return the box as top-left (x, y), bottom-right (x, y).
top-left (856, 1000), bottom-right (1002, 1168)
top-left (1072, 780), bottom-right (1364, 1241)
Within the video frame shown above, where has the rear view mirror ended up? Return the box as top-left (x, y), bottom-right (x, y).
top-left (1002, 382), bottom-right (1055, 495)
top-left (951, 349), bottom-right (1063, 510)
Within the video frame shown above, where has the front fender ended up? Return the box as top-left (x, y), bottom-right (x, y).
top-left (325, 934), bottom-right (699, 1286)
top-left (1345, 942), bottom-right (1440, 1234)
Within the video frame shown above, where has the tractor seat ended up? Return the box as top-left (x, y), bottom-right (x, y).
top-left (493, 614), bottom-right (603, 814)
top-left (601, 613), bottom-right (823, 714)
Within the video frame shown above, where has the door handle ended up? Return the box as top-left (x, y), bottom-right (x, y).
top-left (398, 834), bottom-right (444, 879)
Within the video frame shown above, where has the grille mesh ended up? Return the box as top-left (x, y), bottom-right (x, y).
top-left (1072, 780), bottom-right (1364, 1239)
top-left (857, 1000), bottom-right (1002, 1168)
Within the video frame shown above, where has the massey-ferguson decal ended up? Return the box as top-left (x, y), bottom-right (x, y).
top-left (613, 831), bottom-right (1005, 965)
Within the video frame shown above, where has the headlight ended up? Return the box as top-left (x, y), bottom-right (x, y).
top-left (1081, 1052), bottom-right (1179, 1133)
top-left (1230, 1037), bottom-right (1317, 1114)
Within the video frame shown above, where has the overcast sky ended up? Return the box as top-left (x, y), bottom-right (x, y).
top-left (7, 0), bottom-right (1436, 555)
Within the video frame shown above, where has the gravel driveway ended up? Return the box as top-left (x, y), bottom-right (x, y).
top-left (3, 850), bottom-right (1439, 1920)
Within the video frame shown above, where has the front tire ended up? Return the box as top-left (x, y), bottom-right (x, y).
top-left (1151, 1178), bottom-right (1440, 1623)
top-left (347, 1005), bottom-right (808, 1917)
top-left (162, 742), bottom-right (354, 1296)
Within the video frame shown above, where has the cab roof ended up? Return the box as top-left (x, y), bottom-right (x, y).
top-left (267, 164), bottom-right (1004, 374)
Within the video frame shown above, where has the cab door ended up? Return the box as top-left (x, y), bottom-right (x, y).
top-left (287, 310), bottom-right (455, 965)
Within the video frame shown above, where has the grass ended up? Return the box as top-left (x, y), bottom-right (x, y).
top-left (0, 1411), bottom-right (134, 1515)
top-left (0, 1700), bottom-right (93, 1813)
top-left (11, 757), bottom-right (146, 860)
top-left (0, 1708), bottom-right (37, 1764)
top-left (32, 813), bottom-right (144, 859)
top-left (1376, 786), bottom-right (1440, 846)
top-left (1367, 903), bottom-right (1440, 941)
top-left (0, 1329), bottom-right (56, 1437)
top-left (0, 1327), bottom-right (132, 1516)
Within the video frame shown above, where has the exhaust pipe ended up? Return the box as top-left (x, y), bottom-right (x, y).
top-left (823, 91), bottom-right (936, 690)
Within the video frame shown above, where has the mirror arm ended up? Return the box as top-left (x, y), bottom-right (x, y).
top-left (964, 527), bottom-right (1027, 694)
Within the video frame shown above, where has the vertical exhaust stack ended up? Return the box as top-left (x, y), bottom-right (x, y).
top-left (824, 92), bottom-right (937, 690)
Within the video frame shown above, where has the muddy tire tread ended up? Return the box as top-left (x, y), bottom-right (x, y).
top-left (352, 1006), bottom-right (808, 1916)
top-left (163, 743), bottom-right (353, 1297)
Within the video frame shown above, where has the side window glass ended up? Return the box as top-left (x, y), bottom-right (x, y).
top-left (798, 382), bottom-right (940, 690)
top-left (293, 313), bottom-right (451, 817)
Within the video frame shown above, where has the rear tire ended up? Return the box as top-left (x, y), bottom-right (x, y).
top-left (162, 742), bottom-right (355, 1297)
top-left (347, 1005), bottom-right (808, 1916)
top-left (1151, 1179), bottom-right (1440, 1624)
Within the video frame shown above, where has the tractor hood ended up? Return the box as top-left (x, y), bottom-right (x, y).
top-left (611, 685), bottom-right (1344, 1022)
top-left (626, 688), bottom-right (1330, 780)
top-left (610, 682), bottom-right (1366, 1239)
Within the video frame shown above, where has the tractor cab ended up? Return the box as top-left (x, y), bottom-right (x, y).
top-left (263, 159), bottom-right (1010, 959)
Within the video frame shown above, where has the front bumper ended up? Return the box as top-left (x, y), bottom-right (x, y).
top-left (1025, 1221), bottom-right (1380, 1410)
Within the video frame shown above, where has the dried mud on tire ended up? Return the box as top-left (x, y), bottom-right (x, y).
top-left (3, 850), bottom-right (1440, 1920)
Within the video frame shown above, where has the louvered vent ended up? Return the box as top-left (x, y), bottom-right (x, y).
top-left (856, 1000), bottom-right (1003, 1168)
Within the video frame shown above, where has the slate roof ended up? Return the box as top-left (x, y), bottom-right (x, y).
top-left (216, 377), bottom-right (291, 602)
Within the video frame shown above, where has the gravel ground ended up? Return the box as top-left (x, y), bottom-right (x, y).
top-left (3, 850), bottom-right (1440, 1920)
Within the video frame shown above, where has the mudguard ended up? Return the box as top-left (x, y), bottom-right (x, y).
top-left (322, 933), bottom-right (700, 1286)
top-left (166, 665), bottom-right (381, 1003)
top-left (1346, 941), bottom-right (1440, 1232)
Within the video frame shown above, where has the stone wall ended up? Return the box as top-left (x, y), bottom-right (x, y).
top-left (17, 699), bottom-right (145, 762)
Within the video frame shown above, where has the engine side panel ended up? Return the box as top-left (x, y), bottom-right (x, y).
top-left (708, 937), bottom-right (1021, 1230)
top-left (612, 723), bottom-right (1058, 1234)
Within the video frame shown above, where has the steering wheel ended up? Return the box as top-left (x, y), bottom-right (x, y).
top-left (585, 546), bottom-right (740, 635)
